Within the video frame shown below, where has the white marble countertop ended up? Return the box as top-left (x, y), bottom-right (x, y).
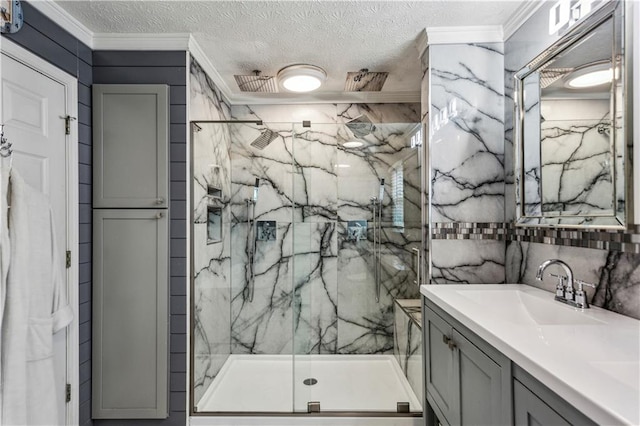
top-left (420, 284), bottom-right (640, 425)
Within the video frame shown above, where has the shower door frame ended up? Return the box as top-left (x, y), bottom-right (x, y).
top-left (188, 120), bottom-right (424, 419)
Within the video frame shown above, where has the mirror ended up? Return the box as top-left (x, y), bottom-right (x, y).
top-left (514, 0), bottom-right (631, 228)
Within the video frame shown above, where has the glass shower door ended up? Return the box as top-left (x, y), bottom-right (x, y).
top-left (191, 121), bottom-right (296, 413)
top-left (291, 122), bottom-right (423, 414)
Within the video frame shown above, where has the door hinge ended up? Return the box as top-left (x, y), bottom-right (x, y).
top-left (66, 250), bottom-right (71, 269)
top-left (64, 115), bottom-right (77, 135)
top-left (65, 383), bottom-right (71, 403)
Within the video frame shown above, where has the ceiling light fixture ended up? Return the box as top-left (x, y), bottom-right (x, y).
top-left (565, 61), bottom-right (613, 89)
top-left (278, 64), bottom-right (327, 93)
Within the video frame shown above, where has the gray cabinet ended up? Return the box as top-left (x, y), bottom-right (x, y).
top-left (424, 301), bottom-right (511, 426)
top-left (93, 84), bottom-right (169, 208)
top-left (513, 366), bottom-right (597, 426)
top-left (92, 209), bottom-right (169, 418)
top-left (92, 83), bottom-right (170, 419)
top-left (514, 380), bottom-right (570, 426)
top-left (424, 298), bottom-right (598, 426)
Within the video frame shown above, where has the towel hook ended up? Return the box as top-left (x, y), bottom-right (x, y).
top-left (0, 124), bottom-right (13, 158)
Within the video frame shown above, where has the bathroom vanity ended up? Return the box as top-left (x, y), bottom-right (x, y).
top-left (421, 284), bottom-right (640, 426)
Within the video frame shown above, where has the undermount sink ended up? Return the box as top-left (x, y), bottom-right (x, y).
top-left (455, 288), bottom-right (605, 326)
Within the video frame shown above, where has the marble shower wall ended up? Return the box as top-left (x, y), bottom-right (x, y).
top-left (427, 42), bottom-right (506, 284)
top-left (189, 58), bottom-right (233, 402)
top-left (229, 104), bottom-right (422, 356)
top-left (504, 2), bottom-right (640, 320)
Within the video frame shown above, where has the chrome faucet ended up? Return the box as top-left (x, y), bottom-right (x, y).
top-left (536, 259), bottom-right (574, 298)
top-left (536, 259), bottom-right (595, 309)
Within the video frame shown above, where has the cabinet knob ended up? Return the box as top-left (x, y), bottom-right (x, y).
top-left (156, 197), bottom-right (165, 205)
top-left (442, 334), bottom-right (456, 350)
top-left (156, 212), bottom-right (164, 219)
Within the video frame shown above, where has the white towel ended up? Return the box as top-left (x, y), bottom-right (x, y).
top-left (1, 169), bottom-right (73, 425)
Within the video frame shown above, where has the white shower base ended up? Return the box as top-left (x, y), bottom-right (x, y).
top-left (196, 354), bottom-right (422, 415)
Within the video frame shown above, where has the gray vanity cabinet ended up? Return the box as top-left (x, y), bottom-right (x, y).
top-left (513, 366), bottom-right (597, 426)
top-left (424, 300), bottom-right (512, 426)
top-left (514, 380), bottom-right (570, 426)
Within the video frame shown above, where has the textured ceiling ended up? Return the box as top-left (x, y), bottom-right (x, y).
top-left (56, 0), bottom-right (528, 102)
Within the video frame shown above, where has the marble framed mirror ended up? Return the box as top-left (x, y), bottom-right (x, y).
top-left (514, 0), bottom-right (632, 228)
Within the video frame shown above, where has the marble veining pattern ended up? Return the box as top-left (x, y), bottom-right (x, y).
top-left (223, 104), bottom-right (422, 359)
top-left (190, 57), bottom-right (233, 402)
top-left (431, 239), bottom-right (505, 284)
top-left (429, 43), bottom-right (505, 223)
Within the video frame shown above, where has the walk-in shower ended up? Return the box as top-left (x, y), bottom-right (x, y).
top-left (190, 120), bottom-right (423, 417)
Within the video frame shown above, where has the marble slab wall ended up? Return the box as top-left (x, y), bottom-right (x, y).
top-left (427, 42), bottom-right (506, 285)
top-left (229, 104), bottom-right (422, 356)
top-left (189, 57), bottom-right (233, 402)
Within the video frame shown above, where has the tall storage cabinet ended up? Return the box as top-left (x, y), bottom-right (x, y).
top-left (92, 85), bottom-right (170, 419)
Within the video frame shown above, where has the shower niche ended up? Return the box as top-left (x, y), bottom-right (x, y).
top-left (190, 120), bottom-right (423, 416)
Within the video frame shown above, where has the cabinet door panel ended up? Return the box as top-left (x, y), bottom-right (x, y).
top-left (425, 307), bottom-right (457, 424)
top-left (455, 330), bottom-right (505, 426)
top-left (93, 209), bottom-right (169, 418)
top-left (93, 84), bottom-right (169, 208)
top-left (514, 379), bottom-right (571, 426)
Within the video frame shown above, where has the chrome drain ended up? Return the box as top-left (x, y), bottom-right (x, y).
top-left (303, 378), bottom-right (318, 386)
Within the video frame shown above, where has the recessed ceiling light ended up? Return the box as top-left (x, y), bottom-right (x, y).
top-left (566, 61), bottom-right (613, 88)
top-left (278, 64), bottom-right (327, 93)
top-left (343, 140), bottom-right (364, 148)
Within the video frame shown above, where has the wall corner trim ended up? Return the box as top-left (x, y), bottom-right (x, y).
top-left (27, 0), bottom-right (94, 47)
top-left (425, 25), bottom-right (504, 45)
top-left (415, 29), bottom-right (429, 59)
top-left (187, 36), bottom-right (234, 105)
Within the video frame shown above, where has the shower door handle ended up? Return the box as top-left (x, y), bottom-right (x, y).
top-left (412, 247), bottom-right (420, 287)
top-left (376, 201), bottom-right (382, 303)
top-left (247, 199), bottom-right (256, 302)
top-left (371, 200), bottom-right (379, 303)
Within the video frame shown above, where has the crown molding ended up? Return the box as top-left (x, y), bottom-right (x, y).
top-left (426, 25), bottom-right (504, 45)
top-left (92, 33), bottom-right (191, 51)
top-left (503, 0), bottom-right (546, 41)
top-left (28, 0), bottom-right (93, 47)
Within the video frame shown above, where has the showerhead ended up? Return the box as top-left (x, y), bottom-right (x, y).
top-left (345, 69), bottom-right (389, 92)
top-left (379, 178), bottom-right (385, 202)
top-left (250, 129), bottom-right (278, 150)
top-left (234, 70), bottom-right (278, 93)
top-left (345, 115), bottom-right (376, 138)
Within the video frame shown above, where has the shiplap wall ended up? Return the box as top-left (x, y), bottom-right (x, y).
top-left (92, 51), bottom-right (188, 426)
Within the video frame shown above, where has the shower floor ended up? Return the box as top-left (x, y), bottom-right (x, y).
top-left (196, 354), bottom-right (422, 414)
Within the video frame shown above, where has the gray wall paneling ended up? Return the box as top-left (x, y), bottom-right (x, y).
top-left (3, 2), bottom-right (94, 424)
top-left (92, 50), bottom-right (187, 426)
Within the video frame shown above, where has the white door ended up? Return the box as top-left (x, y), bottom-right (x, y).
top-left (0, 39), bottom-right (79, 425)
